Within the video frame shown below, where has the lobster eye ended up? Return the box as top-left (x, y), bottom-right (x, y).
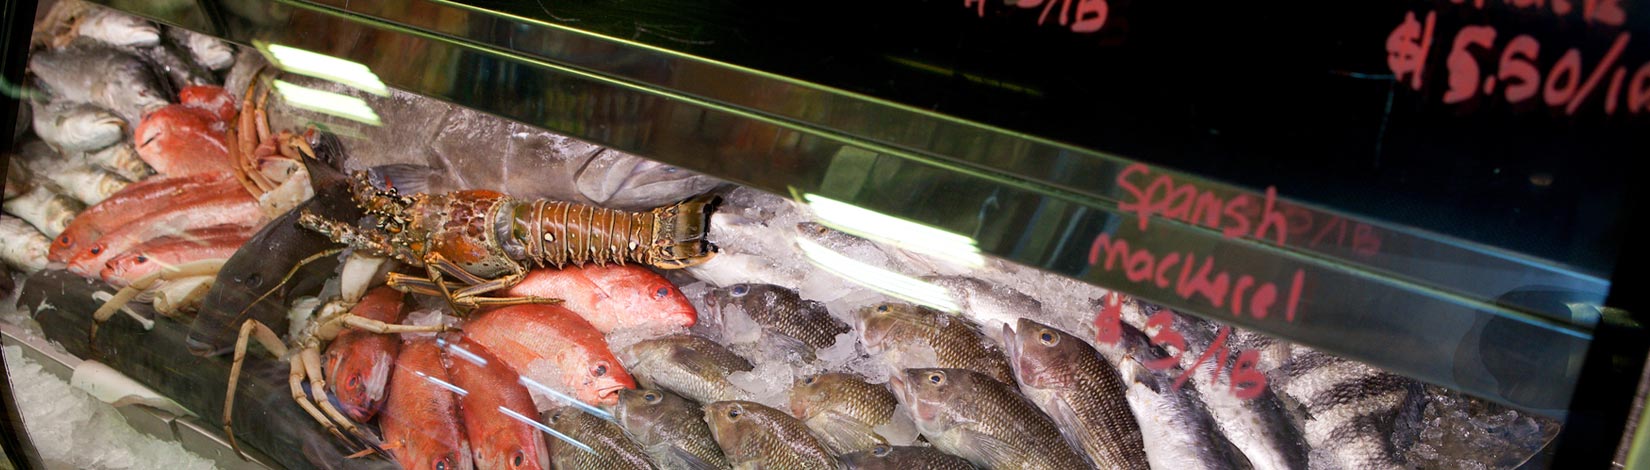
top-left (654, 287), bottom-right (670, 299)
top-left (730, 285), bottom-right (749, 296)
top-left (927, 372), bottom-right (946, 385)
top-left (643, 392), bottom-right (660, 403)
top-left (1039, 330), bottom-right (1058, 346)
top-left (512, 449), bottom-right (526, 467)
top-left (592, 364), bottom-right (608, 377)
top-left (872, 444), bottom-right (892, 457)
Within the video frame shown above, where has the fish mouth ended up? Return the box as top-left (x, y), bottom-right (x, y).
top-left (597, 385), bottom-right (629, 403)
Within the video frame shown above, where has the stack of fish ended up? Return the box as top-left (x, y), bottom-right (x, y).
top-left (4, 1), bottom-right (258, 313)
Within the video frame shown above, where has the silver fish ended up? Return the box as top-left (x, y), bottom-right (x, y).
top-left (138, 36), bottom-right (217, 93)
top-left (73, 7), bottom-right (159, 47)
top-left (5, 159), bottom-right (33, 200)
top-left (80, 142), bottom-right (151, 182)
top-left (923, 275), bottom-right (1045, 343)
top-left (1117, 302), bottom-right (1308, 470)
top-left (2, 184), bottom-right (83, 237)
top-left (838, 445), bottom-right (977, 470)
top-left (167, 27), bottom-right (234, 71)
top-left (1271, 348), bottom-right (1419, 470)
top-left (0, 215), bottom-right (51, 273)
top-left (889, 368), bottom-right (1090, 470)
top-left (1096, 322), bottom-right (1249, 470)
top-left (30, 101), bottom-right (125, 152)
top-left (28, 39), bottom-right (169, 125)
top-left (1004, 318), bottom-right (1149, 470)
top-left (16, 140), bottom-right (129, 206)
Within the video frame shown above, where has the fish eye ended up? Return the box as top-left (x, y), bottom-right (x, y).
top-left (1039, 330), bottom-right (1058, 346)
top-left (134, 255), bottom-right (148, 263)
top-left (654, 287), bottom-right (670, 299)
top-left (802, 376), bottom-right (815, 385)
top-left (643, 392), bottom-right (660, 403)
top-left (726, 408), bottom-right (742, 420)
top-left (90, 246), bottom-right (102, 255)
top-left (512, 449), bottom-right (526, 467)
top-left (730, 285), bottom-right (749, 296)
top-left (592, 364), bottom-right (608, 377)
top-left (434, 458), bottom-right (447, 470)
top-left (57, 235), bottom-right (69, 245)
top-left (872, 444), bottom-right (892, 457)
top-left (875, 305), bottom-right (889, 313)
top-left (347, 376), bottom-right (360, 389)
top-left (927, 372), bottom-right (946, 385)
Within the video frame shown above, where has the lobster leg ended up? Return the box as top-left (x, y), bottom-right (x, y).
top-left (297, 211), bottom-right (399, 259)
top-left (427, 253), bottom-right (558, 309)
top-left (339, 314), bottom-right (456, 334)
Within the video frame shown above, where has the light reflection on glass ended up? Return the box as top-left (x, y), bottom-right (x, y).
top-left (413, 370), bottom-right (467, 397)
top-left (270, 80), bottom-right (382, 126)
top-left (518, 376), bottom-right (613, 421)
top-left (803, 194), bottom-right (985, 269)
top-left (796, 237), bottom-right (962, 312)
top-left (259, 42), bottom-right (389, 96)
top-left (436, 337), bottom-right (488, 366)
top-left (500, 407), bottom-right (594, 454)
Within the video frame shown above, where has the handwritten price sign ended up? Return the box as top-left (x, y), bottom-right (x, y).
top-left (963, 0), bottom-right (1111, 34)
top-left (1094, 293), bottom-right (1268, 400)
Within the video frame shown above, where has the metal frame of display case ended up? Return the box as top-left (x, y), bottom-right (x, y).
top-left (1, 0), bottom-right (1644, 466)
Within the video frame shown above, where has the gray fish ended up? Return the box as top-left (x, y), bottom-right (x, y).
top-left (577, 153), bottom-right (723, 211)
top-left (855, 302), bottom-right (1015, 385)
top-left (1097, 322), bottom-right (1248, 470)
top-left (80, 142), bottom-right (151, 182)
top-left (889, 368), bottom-right (1089, 470)
top-left (1121, 304), bottom-right (1308, 470)
top-left (922, 275), bottom-right (1044, 343)
top-left (793, 222), bottom-right (902, 272)
top-left (3, 184), bottom-right (83, 237)
top-left (0, 215), bottom-right (51, 273)
top-left (16, 140), bottom-right (128, 206)
top-left (616, 389), bottom-right (730, 470)
top-left (73, 7), bottom-right (159, 47)
top-left (167, 27), bottom-right (234, 71)
top-left (789, 373), bottom-right (918, 454)
top-left (546, 406), bottom-right (659, 470)
top-left (623, 335), bottom-right (755, 404)
top-left (5, 159), bottom-right (33, 200)
top-left (706, 283), bottom-right (850, 360)
top-left (137, 34), bottom-right (217, 93)
top-left (30, 100), bottom-right (125, 152)
top-left (28, 39), bottom-right (169, 125)
top-left (1272, 348), bottom-right (1418, 470)
top-left (1004, 318), bottom-right (1149, 470)
top-left (703, 401), bottom-right (835, 470)
top-left (838, 445), bottom-right (977, 470)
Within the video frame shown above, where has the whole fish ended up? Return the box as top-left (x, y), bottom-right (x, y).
top-left (460, 304), bottom-right (635, 406)
top-left (133, 104), bottom-right (232, 176)
top-left (706, 283), bottom-right (850, 360)
top-left (168, 28), bottom-right (234, 71)
top-left (1272, 348), bottom-right (1418, 470)
top-left (65, 192), bottom-right (262, 278)
top-left (322, 287), bottom-right (406, 422)
top-left (445, 338), bottom-right (552, 470)
top-left (137, 34), bottom-right (216, 93)
top-left (0, 216), bottom-right (51, 273)
top-left (80, 143), bottom-right (151, 182)
top-left (922, 276), bottom-right (1045, 342)
top-left (889, 368), bottom-right (1090, 470)
top-left (789, 373), bottom-right (917, 454)
top-left (1124, 305), bottom-right (1308, 470)
top-left (616, 388), bottom-right (730, 470)
top-left (703, 401), bottom-right (836, 470)
top-left (1004, 318), bottom-right (1149, 470)
top-left (15, 146), bottom-right (129, 207)
top-left (3, 184), bottom-right (83, 238)
top-left (30, 101), bottom-right (125, 152)
top-left (503, 265), bottom-right (697, 333)
top-left (545, 406), bottom-right (659, 469)
top-left (838, 445), bottom-right (976, 470)
top-left (1095, 322), bottom-right (1248, 470)
top-left (73, 7), bottom-right (159, 47)
top-left (622, 335), bottom-right (753, 405)
top-left (49, 172), bottom-right (241, 263)
top-left (380, 339), bottom-right (474, 470)
top-left (99, 223), bottom-right (252, 287)
top-left (855, 302), bottom-right (1015, 385)
top-left (28, 39), bottom-right (169, 125)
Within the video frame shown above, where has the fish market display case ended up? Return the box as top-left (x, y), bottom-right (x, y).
top-left (0, 0), bottom-right (1644, 468)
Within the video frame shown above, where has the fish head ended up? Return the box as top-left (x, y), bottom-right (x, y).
top-left (574, 349), bottom-right (634, 406)
top-left (1006, 318), bottom-right (1086, 390)
top-left (48, 227), bottom-right (90, 263)
top-left (393, 430), bottom-right (472, 470)
top-left (65, 241), bottom-right (112, 277)
top-left (134, 105), bottom-right (220, 166)
top-left (615, 388), bottom-right (690, 440)
top-left (840, 444), bottom-right (899, 467)
top-left (324, 333), bottom-right (395, 422)
top-left (891, 368), bottom-right (976, 432)
top-left (703, 400), bottom-right (766, 457)
top-left (855, 303), bottom-right (937, 353)
top-left (788, 372), bottom-right (855, 419)
top-left (82, 10), bottom-right (160, 47)
top-left (471, 411), bottom-right (550, 470)
top-left (575, 151), bottom-right (720, 210)
top-left (99, 251), bottom-right (152, 286)
top-left (60, 107), bottom-right (125, 138)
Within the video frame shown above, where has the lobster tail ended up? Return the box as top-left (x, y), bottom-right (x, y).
top-left (647, 192), bottom-right (721, 269)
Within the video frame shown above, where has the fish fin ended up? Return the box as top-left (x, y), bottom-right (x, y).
top-left (768, 333), bottom-right (817, 363)
top-left (805, 413), bottom-right (887, 455)
top-left (962, 428), bottom-right (1028, 468)
top-left (1047, 396), bottom-right (1106, 468)
top-left (666, 446), bottom-right (722, 470)
top-left (367, 164), bottom-right (440, 194)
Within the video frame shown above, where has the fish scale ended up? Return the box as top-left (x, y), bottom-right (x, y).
top-left (615, 388), bottom-right (730, 470)
top-left (790, 373), bottom-right (909, 454)
top-left (624, 335), bottom-right (754, 404)
top-left (838, 445), bottom-right (977, 470)
top-left (856, 303), bottom-right (1016, 385)
top-left (1006, 319), bottom-right (1149, 470)
top-left (704, 401), bottom-right (836, 470)
top-left (708, 283), bottom-right (850, 352)
top-left (1273, 348), bottom-right (1418, 470)
top-left (892, 368), bottom-right (1090, 470)
top-left (547, 406), bottom-right (659, 470)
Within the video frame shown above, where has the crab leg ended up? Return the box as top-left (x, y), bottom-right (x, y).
top-left (301, 346), bottom-right (386, 456)
top-left (91, 259), bottom-right (227, 345)
top-left (224, 319), bottom-right (350, 460)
